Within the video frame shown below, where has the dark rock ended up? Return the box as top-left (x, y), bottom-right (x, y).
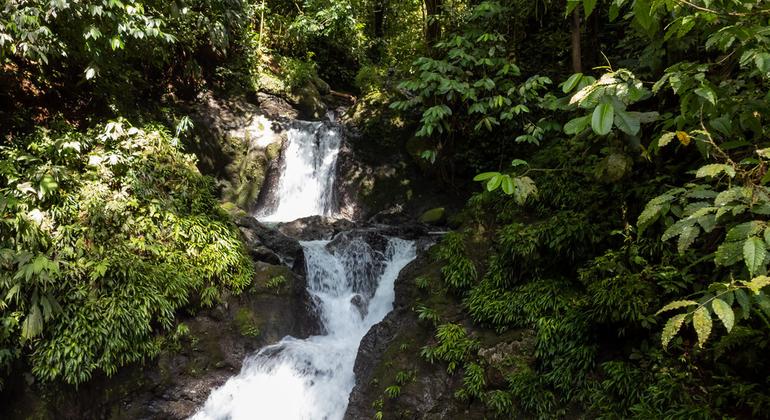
top-left (350, 294), bottom-right (368, 319)
top-left (236, 216), bottom-right (304, 270)
top-left (256, 92), bottom-right (299, 120)
top-left (186, 91), bottom-right (289, 211)
top-left (277, 216), bottom-right (357, 241)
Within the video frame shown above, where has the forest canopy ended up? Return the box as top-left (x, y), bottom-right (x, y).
top-left (2, 0), bottom-right (770, 418)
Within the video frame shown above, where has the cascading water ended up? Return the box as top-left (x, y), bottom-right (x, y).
top-left (193, 113), bottom-right (417, 419)
top-left (258, 121), bottom-right (342, 223)
top-left (193, 236), bottom-right (416, 420)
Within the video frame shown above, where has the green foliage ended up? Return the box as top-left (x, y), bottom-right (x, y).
top-left (266, 275), bottom-right (287, 290)
top-left (434, 232), bottom-right (477, 290)
top-left (390, 1), bottom-right (556, 169)
top-left (0, 0), bottom-right (258, 102)
top-left (0, 120), bottom-right (253, 385)
top-left (234, 308), bottom-right (261, 338)
top-left (420, 323), bottom-right (479, 374)
top-left (280, 55), bottom-right (320, 91)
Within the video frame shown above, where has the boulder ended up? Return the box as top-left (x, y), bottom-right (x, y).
top-left (256, 92), bottom-right (299, 120)
top-left (236, 216), bottom-right (304, 269)
top-left (277, 216), bottom-right (357, 241)
top-left (289, 82), bottom-right (327, 120)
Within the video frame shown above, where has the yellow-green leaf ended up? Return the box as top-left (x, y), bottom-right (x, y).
top-left (711, 298), bottom-right (734, 333)
top-left (656, 299), bottom-right (698, 315)
top-left (745, 275), bottom-right (770, 294)
top-left (693, 306), bottom-right (712, 348)
top-left (658, 132), bottom-right (676, 148)
top-left (696, 164), bottom-right (736, 179)
top-left (662, 313), bottom-right (686, 348)
top-left (501, 175), bottom-right (515, 195)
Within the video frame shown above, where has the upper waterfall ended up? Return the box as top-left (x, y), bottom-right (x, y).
top-left (257, 120), bottom-right (342, 223)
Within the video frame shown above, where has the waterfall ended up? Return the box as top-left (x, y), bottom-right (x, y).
top-left (257, 121), bottom-right (342, 223)
top-left (192, 237), bottom-right (416, 420)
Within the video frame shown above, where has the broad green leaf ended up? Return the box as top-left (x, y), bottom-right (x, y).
top-left (591, 102), bottom-right (615, 135)
top-left (656, 300), bottom-right (698, 315)
top-left (735, 288), bottom-right (751, 319)
top-left (614, 108), bottom-right (641, 135)
top-left (743, 237), bottom-right (766, 276)
top-left (754, 52), bottom-right (770, 74)
top-left (696, 164), bottom-right (735, 179)
top-left (662, 313), bottom-right (687, 348)
top-left (694, 86), bottom-right (717, 105)
top-left (487, 174), bottom-right (503, 192)
top-left (637, 203), bottom-right (662, 234)
top-left (693, 306), bottom-right (712, 348)
top-left (583, 0), bottom-right (598, 16)
top-left (562, 73), bottom-right (584, 93)
top-left (711, 298), bottom-right (734, 332)
top-left (473, 172), bottom-right (499, 181)
top-left (510, 159), bottom-right (527, 167)
top-left (21, 304), bottom-right (44, 340)
top-left (633, 0), bottom-right (653, 30)
top-left (564, 116), bottom-right (590, 135)
top-left (715, 241), bottom-right (744, 267)
top-left (726, 221), bottom-right (764, 242)
top-left (662, 219), bottom-right (695, 241)
top-left (697, 214), bottom-right (717, 233)
top-left (501, 175), bottom-right (515, 195)
top-left (677, 225), bottom-right (700, 254)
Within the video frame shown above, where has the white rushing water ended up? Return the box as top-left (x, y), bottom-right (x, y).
top-left (258, 121), bottom-right (342, 223)
top-left (193, 237), bottom-right (416, 420)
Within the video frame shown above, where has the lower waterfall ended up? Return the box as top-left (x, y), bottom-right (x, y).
top-left (192, 236), bottom-right (416, 420)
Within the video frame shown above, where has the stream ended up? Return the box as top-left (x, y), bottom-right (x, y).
top-left (192, 118), bottom-right (416, 420)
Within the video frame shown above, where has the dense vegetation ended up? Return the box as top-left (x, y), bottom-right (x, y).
top-left (2, 0), bottom-right (770, 418)
top-left (389, 0), bottom-right (770, 417)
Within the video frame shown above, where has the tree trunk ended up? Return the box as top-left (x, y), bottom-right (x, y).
top-left (373, 0), bottom-right (386, 38)
top-left (571, 8), bottom-right (582, 73)
top-left (424, 0), bottom-right (442, 49)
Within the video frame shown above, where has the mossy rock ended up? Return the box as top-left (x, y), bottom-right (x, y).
top-left (289, 82), bottom-right (326, 120)
top-left (265, 140), bottom-right (282, 161)
top-left (419, 207), bottom-right (446, 225)
top-left (312, 75), bottom-right (331, 95)
top-left (233, 307), bottom-right (261, 338)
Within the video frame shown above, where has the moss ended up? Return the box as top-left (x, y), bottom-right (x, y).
top-left (265, 140), bottom-right (282, 161)
top-left (234, 307), bottom-right (261, 338)
top-left (257, 72), bottom-right (286, 97)
top-left (220, 201), bottom-right (248, 219)
top-left (251, 263), bottom-right (295, 296)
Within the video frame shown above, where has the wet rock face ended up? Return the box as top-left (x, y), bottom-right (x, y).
top-left (276, 215), bottom-right (357, 241)
top-left (187, 91), bottom-right (290, 211)
top-left (236, 216), bottom-right (304, 270)
top-left (344, 251), bottom-right (491, 420)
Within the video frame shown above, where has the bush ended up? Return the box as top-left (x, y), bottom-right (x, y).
top-left (0, 119), bottom-right (253, 386)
